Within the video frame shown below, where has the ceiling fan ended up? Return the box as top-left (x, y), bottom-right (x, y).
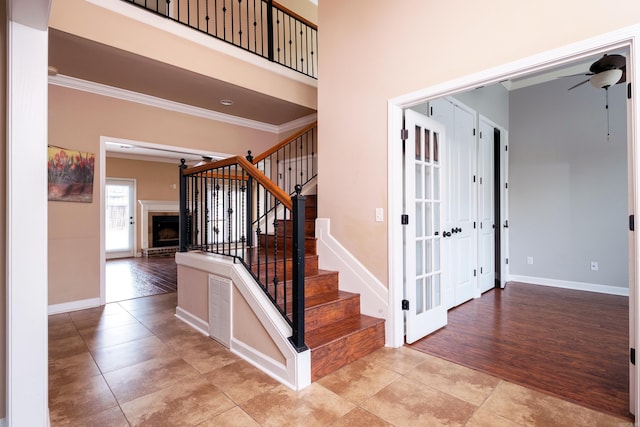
top-left (566, 54), bottom-right (626, 141)
top-left (567, 54), bottom-right (626, 91)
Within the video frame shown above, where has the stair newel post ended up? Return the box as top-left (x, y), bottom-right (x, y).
top-left (290, 185), bottom-right (308, 352)
top-left (245, 151), bottom-right (254, 247)
top-left (179, 159), bottom-right (189, 252)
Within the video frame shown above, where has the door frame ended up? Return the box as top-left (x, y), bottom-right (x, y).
top-left (387, 26), bottom-right (640, 414)
top-left (98, 136), bottom-right (230, 305)
top-left (105, 177), bottom-right (137, 259)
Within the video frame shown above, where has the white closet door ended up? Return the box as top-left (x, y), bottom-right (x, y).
top-left (478, 118), bottom-right (495, 293)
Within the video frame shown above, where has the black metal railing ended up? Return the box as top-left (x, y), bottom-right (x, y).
top-left (252, 122), bottom-right (317, 195)
top-left (179, 155), bottom-right (308, 351)
top-left (125, 0), bottom-right (317, 79)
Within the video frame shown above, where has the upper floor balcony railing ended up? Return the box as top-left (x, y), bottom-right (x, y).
top-left (125, 0), bottom-right (318, 79)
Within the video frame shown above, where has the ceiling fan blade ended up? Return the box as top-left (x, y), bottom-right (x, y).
top-left (618, 66), bottom-right (627, 84)
top-left (561, 72), bottom-right (593, 78)
top-left (590, 54), bottom-right (626, 74)
top-left (568, 79), bottom-right (590, 90)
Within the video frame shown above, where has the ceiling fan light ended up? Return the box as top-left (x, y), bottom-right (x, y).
top-left (590, 69), bottom-right (623, 89)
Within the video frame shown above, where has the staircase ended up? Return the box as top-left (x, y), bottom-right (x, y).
top-left (255, 194), bottom-right (385, 380)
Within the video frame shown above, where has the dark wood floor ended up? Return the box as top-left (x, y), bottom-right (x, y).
top-left (106, 256), bottom-right (177, 303)
top-left (409, 282), bottom-right (631, 420)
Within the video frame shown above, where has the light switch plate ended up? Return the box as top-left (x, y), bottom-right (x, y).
top-left (375, 208), bottom-right (384, 222)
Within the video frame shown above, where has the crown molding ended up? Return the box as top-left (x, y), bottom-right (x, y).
top-left (49, 74), bottom-right (316, 134)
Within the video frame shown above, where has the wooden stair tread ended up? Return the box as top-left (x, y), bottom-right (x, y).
top-left (305, 314), bottom-right (385, 349)
top-left (305, 289), bottom-right (357, 309)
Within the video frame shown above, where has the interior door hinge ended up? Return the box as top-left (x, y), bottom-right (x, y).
top-left (479, 177), bottom-right (483, 184)
top-left (402, 299), bottom-right (410, 310)
top-left (631, 347), bottom-right (636, 365)
top-left (473, 175), bottom-right (476, 183)
top-left (401, 214), bottom-right (409, 225)
top-left (506, 258), bottom-right (509, 265)
top-left (480, 222), bottom-right (483, 229)
top-left (400, 128), bottom-right (409, 140)
top-left (628, 82), bottom-right (632, 100)
top-left (473, 221), bottom-right (476, 229)
top-left (504, 220), bottom-right (509, 229)
top-left (430, 106), bottom-right (433, 116)
top-left (505, 182), bottom-right (508, 189)
top-left (480, 267), bottom-right (483, 274)
top-left (630, 214), bottom-right (635, 231)
top-left (473, 128), bottom-right (476, 136)
top-left (505, 145), bottom-right (508, 151)
top-left (473, 269), bottom-right (477, 277)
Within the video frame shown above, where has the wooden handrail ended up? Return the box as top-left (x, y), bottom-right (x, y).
top-left (252, 121), bottom-right (317, 164)
top-left (183, 156), bottom-right (292, 211)
top-left (272, 1), bottom-right (317, 30)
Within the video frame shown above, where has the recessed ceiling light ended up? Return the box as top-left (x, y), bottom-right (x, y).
top-left (220, 99), bottom-right (234, 106)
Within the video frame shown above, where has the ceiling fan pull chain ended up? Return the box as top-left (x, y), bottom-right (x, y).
top-left (606, 88), bottom-right (611, 142)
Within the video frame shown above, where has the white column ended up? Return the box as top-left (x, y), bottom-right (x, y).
top-left (6, 19), bottom-right (49, 425)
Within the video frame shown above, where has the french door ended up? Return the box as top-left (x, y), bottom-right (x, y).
top-left (105, 178), bottom-right (136, 259)
top-left (404, 109), bottom-right (447, 343)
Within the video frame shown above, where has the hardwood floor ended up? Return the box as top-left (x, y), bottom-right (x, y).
top-left (408, 282), bottom-right (631, 420)
top-left (106, 256), bottom-right (177, 303)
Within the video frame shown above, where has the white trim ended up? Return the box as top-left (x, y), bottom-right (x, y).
top-left (315, 218), bottom-right (390, 344)
top-left (86, 0), bottom-right (318, 87)
top-left (387, 101), bottom-right (405, 348)
top-left (47, 298), bottom-right (101, 315)
top-left (175, 306), bottom-right (209, 335)
top-left (388, 24), bottom-right (640, 415)
top-left (7, 17), bottom-right (50, 425)
top-left (48, 75), bottom-right (317, 135)
top-left (99, 139), bottom-right (107, 305)
top-left (138, 200), bottom-right (179, 250)
top-left (508, 275), bottom-right (629, 296)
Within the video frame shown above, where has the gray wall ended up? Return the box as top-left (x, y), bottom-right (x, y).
top-left (454, 84), bottom-right (509, 129)
top-left (509, 78), bottom-right (628, 288)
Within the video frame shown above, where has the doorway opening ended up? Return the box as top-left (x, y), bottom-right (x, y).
top-left (388, 36), bottom-right (638, 416)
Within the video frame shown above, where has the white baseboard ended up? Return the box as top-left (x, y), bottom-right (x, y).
top-left (509, 275), bottom-right (629, 296)
top-left (48, 297), bottom-right (101, 315)
top-left (175, 306), bottom-right (209, 335)
top-left (315, 218), bottom-right (389, 340)
top-left (230, 338), bottom-right (296, 390)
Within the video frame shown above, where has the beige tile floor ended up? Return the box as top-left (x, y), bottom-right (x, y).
top-left (49, 292), bottom-right (634, 426)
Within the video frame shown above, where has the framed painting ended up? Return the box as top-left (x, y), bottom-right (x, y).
top-left (47, 146), bottom-right (95, 203)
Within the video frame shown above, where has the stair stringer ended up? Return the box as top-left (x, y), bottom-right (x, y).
top-left (175, 251), bottom-right (311, 391)
top-left (315, 218), bottom-right (391, 345)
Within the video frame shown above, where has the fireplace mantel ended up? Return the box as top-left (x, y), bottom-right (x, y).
top-left (138, 200), bottom-right (179, 250)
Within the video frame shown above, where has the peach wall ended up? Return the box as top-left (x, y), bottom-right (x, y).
top-left (233, 287), bottom-right (285, 364)
top-left (0, 2), bottom-right (6, 418)
top-left (177, 265), bottom-right (208, 321)
top-left (49, 0), bottom-right (316, 110)
top-left (48, 84), bottom-right (279, 305)
top-left (317, 0), bottom-right (640, 285)
top-left (106, 157), bottom-right (179, 254)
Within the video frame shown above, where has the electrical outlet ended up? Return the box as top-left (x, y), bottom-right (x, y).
top-left (591, 261), bottom-right (599, 271)
top-left (527, 256), bottom-right (533, 265)
top-left (375, 208), bottom-right (384, 222)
